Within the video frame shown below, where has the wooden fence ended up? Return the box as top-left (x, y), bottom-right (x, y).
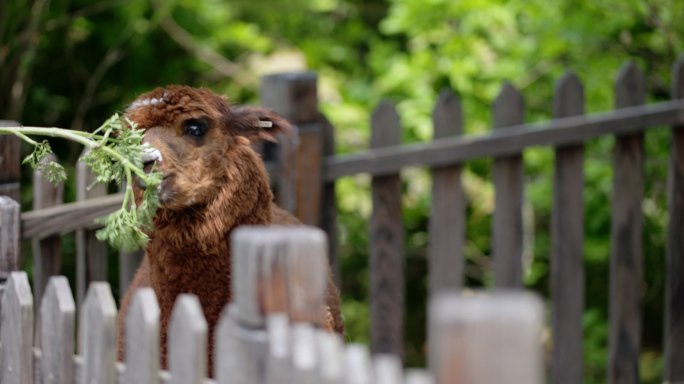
top-left (1, 55), bottom-right (684, 383)
top-left (0, 223), bottom-right (544, 384)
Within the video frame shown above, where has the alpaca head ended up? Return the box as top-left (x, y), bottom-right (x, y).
top-left (124, 85), bottom-right (291, 215)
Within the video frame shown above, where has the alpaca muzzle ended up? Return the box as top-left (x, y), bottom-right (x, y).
top-left (135, 143), bottom-right (163, 190)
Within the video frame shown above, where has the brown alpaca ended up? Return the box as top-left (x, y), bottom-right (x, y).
top-left (116, 85), bottom-right (344, 374)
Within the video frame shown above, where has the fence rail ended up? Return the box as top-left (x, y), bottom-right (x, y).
top-left (0, 224), bottom-right (543, 384)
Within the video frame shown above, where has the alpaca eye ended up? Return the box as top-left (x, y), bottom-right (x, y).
top-left (184, 120), bottom-right (208, 138)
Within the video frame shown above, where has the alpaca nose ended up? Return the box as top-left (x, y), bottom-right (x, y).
top-left (135, 143), bottom-right (163, 190)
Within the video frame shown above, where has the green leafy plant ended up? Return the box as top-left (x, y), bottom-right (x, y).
top-left (0, 114), bottom-right (162, 251)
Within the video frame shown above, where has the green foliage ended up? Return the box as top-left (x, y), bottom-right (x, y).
top-left (22, 140), bottom-right (67, 185)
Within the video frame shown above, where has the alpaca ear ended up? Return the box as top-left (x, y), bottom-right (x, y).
top-left (231, 106), bottom-right (293, 143)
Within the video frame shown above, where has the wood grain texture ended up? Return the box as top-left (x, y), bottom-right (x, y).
top-left (214, 304), bottom-right (268, 384)
top-left (373, 354), bottom-right (403, 384)
top-left (608, 61), bottom-right (645, 384)
top-left (21, 193), bottom-right (124, 240)
top-left (0, 196), bottom-right (20, 280)
top-left (492, 82), bottom-right (525, 288)
top-left (369, 101), bottom-right (404, 358)
top-left (317, 329), bottom-right (343, 384)
top-left (323, 99), bottom-right (684, 181)
top-left (40, 276), bottom-right (75, 384)
top-left (550, 71), bottom-right (585, 384)
top-left (79, 282), bottom-right (117, 384)
top-left (261, 73), bottom-right (319, 125)
top-left (320, 115), bottom-right (340, 288)
top-left (0, 121), bottom-right (21, 183)
top-left (343, 344), bottom-right (373, 384)
top-left (76, 148), bottom-right (108, 307)
top-left (429, 89), bottom-right (465, 293)
top-left (428, 291), bottom-right (544, 384)
top-left (32, 154), bottom-right (64, 322)
top-left (169, 294), bottom-right (208, 384)
top-left (0, 271), bottom-right (34, 384)
top-left (295, 124), bottom-right (324, 225)
top-left (0, 182), bottom-right (20, 203)
top-left (276, 127), bottom-right (299, 214)
top-left (125, 288), bottom-right (160, 384)
top-left (665, 53), bottom-right (684, 383)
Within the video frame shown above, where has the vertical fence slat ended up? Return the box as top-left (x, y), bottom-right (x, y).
top-left (265, 313), bottom-right (291, 384)
top-left (0, 196), bottom-right (20, 281)
top-left (119, 248), bottom-right (144, 301)
top-left (40, 276), bottom-right (75, 384)
top-left (0, 121), bottom-right (21, 202)
top-left (428, 291), bottom-right (543, 384)
top-left (429, 89), bottom-right (465, 293)
top-left (169, 294), bottom-right (207, 384)
top-left (404, 369), bottom-right (434, 384)
top-left (215, 304), bottom-right (268, 384)
top-left (550, 70), bottom-right (585, 384)
top-left (1, 271), bottom-right (34, 384)
top-left (492, 82), bottom-right (525, 288)
top-left (373, 354), bottom-right (403, 384)
top-left (285, 227), bottom-right (327, 326)
top-left (32, 153), bottom-right (64, 347)
top-left (290, 322), bottom-right (318, 384)
top-left (317, 330), bottom-right (343, 384)
top-left (76, 147), bottom-right (109, 306)
top-left (665, 53), bottom-right (684, 383)
top-left (320, 114), bottom-right (340, 288)
top-left (608, 61), bottom-right (645, 384)
top-left (79, 282), bottom-right (117, 384)
top-left (370, 101), bottom-right (404, 358)
top-left (124, 288), bottom-right (160, 384)
top-left (343, 344), bottom-right (373, 384)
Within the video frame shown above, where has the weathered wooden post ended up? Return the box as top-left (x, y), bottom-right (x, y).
top-left (76, 148), bottom-right (109, 306)
top-left (169, 294), bottom-right (207, 384)
top-left (369, 101), bottom-right (404, 359)
top-left (492, 82), bottom-right (525, 288)
top-left (79, 282), bottom-right (117, 384)
top-left (40, 276), bottom-right (75, 384)
top-left (665, 53), bottom-right (684, 383)
top-left (428, 291), bottom-right (543, 384)
top-left (0, 121), bottom-right (21, 202)
top-left (124, 288), bottom-right (160, 384)
top-left (0, 196), bottom-right (20, 315)
top-left (551, 70), bottom-right (585, 384)
top-left (608, 61), bottom-right (645, 384)
top-left (0, 272), bottom-right (34, 384)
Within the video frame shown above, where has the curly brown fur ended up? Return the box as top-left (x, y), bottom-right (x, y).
top-left (116, 85), bottom-right (344, 375)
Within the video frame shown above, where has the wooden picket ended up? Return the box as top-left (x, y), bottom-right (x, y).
top-left (1, 271), bottom-right (33, 384)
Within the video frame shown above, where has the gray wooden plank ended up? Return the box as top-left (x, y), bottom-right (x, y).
top-left (40, 276), bottom-right (75, 384)
top-left (322, 99), bottom-right (684, 181)
top-left (32, 153), bottom-right (64, 345)
top-left (428, 291), bottom-right (544, 384)
top-left (284, 228), bottom-right (327, 326)
top-left (550, 70), bottom-right (585, 384)
top-left (290, 322), bottom-right (318, 384)
top-left (665, 53), bottom-right (684, 383)
top-left (79, 282), bottom-right (117, 384)
top-left (124, 288), bottom-right (160, 384)
top-left (608, 61), bottom-right (646, 384)
top-left (343, 344), bottom-right (373, 384)
top-left (119, 249), bottom-right (145, 300)
top-left (429, 89), bottom-right (465, 293)
top-left (492, 82), bottom-right (525, 288)
top-left (0, 121), bottom-right (21, 184)
top-left (369, 101), bottom-right (404, 358)
top-left (0, 271), bottom-right (34, 384)
top-left (0, 196), bottom-right (20, 280)
top-left (373, 354), bottom-right (403, 384)
top-left (168, 294), bottom-right (207, 384)
top-left (76, 147), bottom-right (109, 306)
top-left (316, 330), bottom-right (343, 384)
top-left (265, 313), bottom-right (292, 384)
top-left (320, 115), bottom-right (340, 288)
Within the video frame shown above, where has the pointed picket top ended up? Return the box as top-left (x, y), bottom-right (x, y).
top-left (291, 322), bottom-right (318, 384)
top-left (41, 276), bottom-right (75, 384)
top-left (371, 100), bottom-right (401, 148)
top-left (373, 354), bottom-right (403, 384)
top-left (404, 369), bottom-right (434, 384)
top-left (214, 304), bottom-right (238, 383)
top-left (169, 294), bottom-right (207, 384)
top-left (493, 81), bottom-right (524, 129)
top-left (284, 227), bottom-right (327, 325)
top-left (125, 288), bottom-right (160, 384)
top-left (317, 330), bottom-right (344, 384)
top-left (553, 70), bottom-right (585, 118)
top-left (432, 89), bottom-right (463, 139)
top-left (1, 271), bottom-right (33, 384)
top-left (615, 61), bottom-right (646, 108)
top-left (343, 344), bottom-right (373, 384)
top-left (80, 282), bottom-right (117, 384)
top-left (673, 53), bottom-right (684, 99)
